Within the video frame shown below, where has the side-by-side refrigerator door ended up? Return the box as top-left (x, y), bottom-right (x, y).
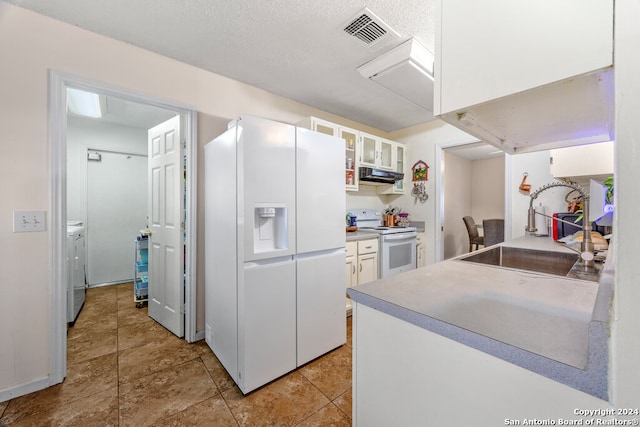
top-left (240, 116), bottom-right (296, 262)
top-left (295, 128), bottom-right (346, 253)
top-left (295, 128), bottom-right (346, 366)
top-left (239, 258), bottom-right (297, 393)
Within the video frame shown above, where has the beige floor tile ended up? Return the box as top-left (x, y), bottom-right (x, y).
top-left (68, 310), bottom-right (118, 338)
top-left (333, 388), bottom-right (352, 419)
top-left (117, 315), bottom-right (171, 351)
top-left (116, 285), bottom-right (136, 310)
top-left (1, 354), bottom-right (117, 425)
top-left (192, 339), bottom-right (212, 356)
top-left (81, 288), bottom-right (118, 315)
top-left (66, 327), bottom-right (118, 364)
top-left (200, 351), bottom-right (236, 393)
top-left (223, 371), bottom-right (329, 427)
top-left (1, 279), bottom-right (356, 427)
top-left (298, 345), bottom-right (352, 400)
top-left (85, 286), bottom-right (118, 305)
top-left (153, 395), bottom-right (239, 426)
top-left (118, 359), bottom-right (218, 427)
top-left (118, 334), bottom-right (200, 385)
top-left (295, 403), bottom-right (351, 427)
top-left (117, 304), bottom-right (150, 322)
top-left (3, 387), bottom-right (118, 427)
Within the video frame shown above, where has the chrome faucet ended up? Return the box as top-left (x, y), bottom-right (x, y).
top-left (526, 182), bottom-right (595, 269)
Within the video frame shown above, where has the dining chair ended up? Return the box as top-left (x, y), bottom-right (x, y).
top-left (463, 216), bottom-right (484, 252)
top-left (483, 218), bottom-right (505, 247)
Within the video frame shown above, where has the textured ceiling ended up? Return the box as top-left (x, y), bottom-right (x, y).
top-left (5, 0), bottom-right (436, 131)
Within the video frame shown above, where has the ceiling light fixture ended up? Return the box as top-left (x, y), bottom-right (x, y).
top-left (67, 88), bottom-right (102, 118)
top-left (357, 38), bottom-right (435, 111)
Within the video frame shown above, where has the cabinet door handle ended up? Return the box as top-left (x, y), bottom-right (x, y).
top-left (352, 265), bottom-right (356, 274)
top-left (359, 263), bottom-right (362, 272)
top-left (365, 245), bottom-right (372, 249)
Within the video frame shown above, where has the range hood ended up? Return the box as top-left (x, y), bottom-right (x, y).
top-left (359, 167), bottom-right (404, 184)
top-left (357, 38), bottom-right (434, 111)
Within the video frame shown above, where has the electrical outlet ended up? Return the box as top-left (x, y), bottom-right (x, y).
top-left (13, 211), bottom-right (46, 232)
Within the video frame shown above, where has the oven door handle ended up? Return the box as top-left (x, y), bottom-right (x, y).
top-left (382, 233), bottom-right (416, 242)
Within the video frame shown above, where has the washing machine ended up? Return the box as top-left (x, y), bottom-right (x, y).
top-left (67, 221), bottom-right (86, 324)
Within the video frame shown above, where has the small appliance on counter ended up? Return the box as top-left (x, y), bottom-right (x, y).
top-left (346, 212), bottom-right (357, 232)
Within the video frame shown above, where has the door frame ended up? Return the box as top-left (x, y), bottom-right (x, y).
top-left (434, 139), bottom-right (512, 262)
top-left (48, 70), bottom-right (198, 384)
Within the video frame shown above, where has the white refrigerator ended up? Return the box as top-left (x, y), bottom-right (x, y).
top-left (204, 115), bottom-right (346, 394)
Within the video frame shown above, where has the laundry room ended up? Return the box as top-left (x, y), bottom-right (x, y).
top-left (65, 88), bottom-right (176, 321)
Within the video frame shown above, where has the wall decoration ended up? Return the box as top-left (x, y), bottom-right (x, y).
top-left (412, 160), bottom-right (429, 182)
top-left (411, 160), bottom-right (429, 203)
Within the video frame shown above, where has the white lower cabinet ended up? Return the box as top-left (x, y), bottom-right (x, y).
top-left (345, 242), bottom-right (358, 312)
top-left (345, 238), bottom-right (379, 313)
top-left (357, 239), bottom-right (379, 284)
top-left (416, 232), bottom-right (426, 268)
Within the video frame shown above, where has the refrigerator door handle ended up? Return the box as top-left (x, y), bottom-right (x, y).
top-left (383, 233), bottom-right (417, 242)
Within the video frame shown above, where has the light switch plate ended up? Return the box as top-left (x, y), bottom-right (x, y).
top-left (13, 211), bottom-right (47, 232)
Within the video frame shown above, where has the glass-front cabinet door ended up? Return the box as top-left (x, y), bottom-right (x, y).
top-left (360, 134), bottom-right (377, 167)
top-left (395, 144), bottom-right (405, 192)
top-left (315, 122), bottom-right (336, 137)
top-left (360, 133), bottom-right (394, 171)
top-left (379, 139), bottom-right (394, 170)
top-left (305, 118), bottom-right (360, 192)
top-left (341, 127), bottom-right (358, 191)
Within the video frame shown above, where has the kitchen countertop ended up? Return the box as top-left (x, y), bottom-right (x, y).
top-left (347, 234), bottom-right (614, 399)
top-left (346, 230), bottom-right (380, 242)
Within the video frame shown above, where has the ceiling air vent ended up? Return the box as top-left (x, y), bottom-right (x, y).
top-left (342, 8), bottom-right (400, 47)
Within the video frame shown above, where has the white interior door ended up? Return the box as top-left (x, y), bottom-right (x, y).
top-left (148, 115), bottom-right (184, 337)
top-left (87, 150), bottom-right (147, 285)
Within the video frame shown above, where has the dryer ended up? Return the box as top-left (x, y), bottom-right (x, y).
top-left (67, 221), bottom-right (86, 324)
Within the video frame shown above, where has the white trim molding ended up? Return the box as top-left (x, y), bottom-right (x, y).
top-left (47, 70), bottom-right (199, 394)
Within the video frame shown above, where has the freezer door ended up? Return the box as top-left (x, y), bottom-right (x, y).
top-left (296, 249), bottom-right (346, 366)
top-left (239, 258), bottom-right (297, 393)
top-left (296, 127), bottom-right (345, 254)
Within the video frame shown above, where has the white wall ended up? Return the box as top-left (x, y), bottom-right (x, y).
top-left (612, 0), bottom-right (640, 406)
top-left (443, 151), bottom-right (472, 259)
top-left (67, 116), bottom-right (148, 221)
top-left (508, 151), bottom-right (568, 238)
top-left (471, 156), bottom-right (505, 221)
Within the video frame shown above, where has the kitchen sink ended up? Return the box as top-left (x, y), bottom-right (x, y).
top-left (457, 246), bottom-right (601, 281)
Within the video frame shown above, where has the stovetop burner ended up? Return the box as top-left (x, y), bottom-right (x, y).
top-left (348, 208), bottom-right (416, 235)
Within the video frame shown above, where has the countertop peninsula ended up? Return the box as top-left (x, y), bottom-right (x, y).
top-left (347, 234), bottom-right (614, 399)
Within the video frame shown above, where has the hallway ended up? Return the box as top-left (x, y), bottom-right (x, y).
top-left (0, 284), bottom-right (353, 426)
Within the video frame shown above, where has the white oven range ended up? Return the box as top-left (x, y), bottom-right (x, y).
top-left (349, 208), bottom-right (417, 278)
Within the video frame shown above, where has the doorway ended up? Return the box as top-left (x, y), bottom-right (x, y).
top-left (435, 141), bottom-right (511, 262)
top-left (49, 71), bottom-right (198, 385)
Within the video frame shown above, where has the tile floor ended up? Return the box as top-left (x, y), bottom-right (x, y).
top-left (0, 283), bottom-right (353, 426)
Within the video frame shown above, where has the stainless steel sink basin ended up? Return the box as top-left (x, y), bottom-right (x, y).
top-left (457, 246), bottom-right (600, 281)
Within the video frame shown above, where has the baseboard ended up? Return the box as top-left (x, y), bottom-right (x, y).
top-left (0, 376), bottom-right (52, 403)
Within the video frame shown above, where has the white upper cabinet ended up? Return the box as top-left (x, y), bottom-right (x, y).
top-left (434, 0), bottom-right (614, 154)
top-left (359, 133), bottom-right (395, 171)
top-left (550, 140), bottom-right (614, 183)
top-left (298, 117), bottom-right (359, 192)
